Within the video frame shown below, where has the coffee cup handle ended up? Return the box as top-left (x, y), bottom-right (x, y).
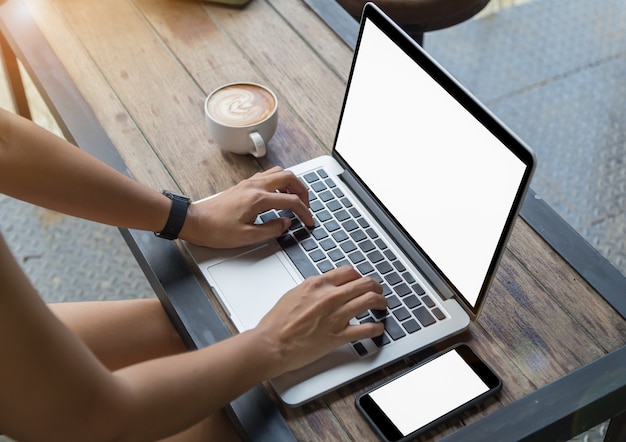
top-left (248, 132), bottom-right (266, 158)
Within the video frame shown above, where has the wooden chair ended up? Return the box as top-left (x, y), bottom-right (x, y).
top-left (336, 0), bottom-right (490, 45)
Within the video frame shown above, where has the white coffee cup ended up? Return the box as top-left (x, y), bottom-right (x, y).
top-left (204, 82), bottom-right (278, 157)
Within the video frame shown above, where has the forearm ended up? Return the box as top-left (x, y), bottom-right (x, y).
top-left (108, 329), bottom-right (275, 441)
top-left (0, 109), bottom-right (170, 232)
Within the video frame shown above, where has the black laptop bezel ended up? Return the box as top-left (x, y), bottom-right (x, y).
top-left (331, 2), bottom-right (536, 318)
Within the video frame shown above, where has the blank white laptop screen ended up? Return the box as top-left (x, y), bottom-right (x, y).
top-left (334, 19), bottom-right (527, 308)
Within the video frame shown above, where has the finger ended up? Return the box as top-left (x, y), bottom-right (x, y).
top-left (318, 265), bottom-right (363, 287)
top-left (259, 192), bottom-right (314, 226)
top-left (342, 321), bottom-right (385, 343)
top-left (260, 169), bottom-right (311, 208)
top-left (342, 290), bottom-right (386, 320)
top-left (245, 218), bottom-right (291, 243)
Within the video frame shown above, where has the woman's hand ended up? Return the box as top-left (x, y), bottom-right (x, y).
top-left (180, 166), bottom-right (315, 248)
top-left (252, 266), bottom-right (386, 378)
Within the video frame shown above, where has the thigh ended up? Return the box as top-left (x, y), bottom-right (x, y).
top-left (49, 298), bottom-right (187, 370)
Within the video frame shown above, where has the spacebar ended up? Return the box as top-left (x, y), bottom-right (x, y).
top-left (278, 236), bottom-right (319, 279)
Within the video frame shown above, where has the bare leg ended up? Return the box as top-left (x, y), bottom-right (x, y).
top-left (49, 299), bottom-right (241, 441)
top-left (48, 298), bottom-right (186, 370)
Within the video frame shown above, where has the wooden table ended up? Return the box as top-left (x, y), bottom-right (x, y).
top-left (3, 0), bottom-right (626, 439)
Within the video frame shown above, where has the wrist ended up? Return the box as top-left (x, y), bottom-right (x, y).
top-left (154, 191), bottom-right (190, 240)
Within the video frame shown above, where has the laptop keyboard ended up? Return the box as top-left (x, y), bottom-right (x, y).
top-left (257, 167), bottom-right (447, 357)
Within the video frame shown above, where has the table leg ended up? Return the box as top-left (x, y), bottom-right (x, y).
top-left (0, 29), bottom-right (31, 119)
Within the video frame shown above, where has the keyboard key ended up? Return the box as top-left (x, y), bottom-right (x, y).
top-left (335, 210), bottom-right (350, 222)
top-left (386, 295), bottom-right (401, 309)
top-left (293, 228), bottom-right (309, 241)
top-left (393, 260), bottom-right (406, 272)
top-left (324, 178), bottom-right (336, 188)
top-left (376, 261), bottom-right (393, 274)
top-left (349, 207), bottom-right (361, 218)
top-left (404, 294), bottom-right (421, 309)
top-left (402, 272), bottom-right (416, 284)
top-left (319, 239), bottom-right (335, 251)
top-left (393, 307), bottom-right (411, 322)
top-left (414, 307), bottom-right (436, 327)
top-left (412, 283), bottom-right (426, 295)
top-left (357, 262), bottom-right (374, 275)
top-left (372, 333), bottom-right (391, 347)
top-left (350, 230), bottom-right (367, 242)
top-left (319, 190), bottom-right (334, 202)
top-left (333, 188), bottom-right (345, 198)
top-left (303, 172), bottom-right (319, 183)
top-left (384, 272), bottom-right (402, 286)
top-left (375, 238), bottom-right (388, 250)
top-left (312, 227), bottom-right (328, 240)
top-left (324, 220), bottom-right (340, 232)
top-left (301, 238), bottom-right (318, 251)
top-left (383, 317), bottom-right (406, 340)
top-left (367, 250), bottom-right (384, 263)
top-left (340, 197), bottom-right (352, 207)
top-left (342, 219), bottom-right (359, 231)
top-left (381, 284), bottom-right (392, 296)
top-left (352, 342), bottom-right (368, 356)
top-left (372, 309), bottom-right (388, 319)
top-left (421, 295), bottom-right (435, 308)
top-left (311, 181), bottom-right (327, 192)
top-left (332, 230), bottom-right (349, 242)
top-left (280, 237), bottom-right (319, 278)
top-left (318, 169), bottom-right (328, 179)
top-left (309, 250), bottom-right (326, 262)
top-left (328, 249), bottom-right (345, 262)
top-left (326, 200), bottom-right (342, 212)
top-left (393, 283), bottom-right (411, 297)
top-left (357, 218), bottom-right (370, 228)
top-left (366, 228), bottom-right (378, 239)
top-left (403, 319), bottom-right (421, 334)
top-left (383, 250), bottom-right (396, 261)
top-left (336, 259), bottom-right (350, 268)
top-left (358, 240), bottom-right (375, 253)
top-left (260, 211), bottom-right (278, 223)
top-left (318, 260), bottom-right (334, 273)
top-left (340, 240), bottom-right (357, 253)
top-left (310, 200), bottom-right (324, 212)
top-left (317, 210), bottom-right (332, 222)
top-left (432, 307), bottom-right (446, 320)
top-left (348, 251), bottom-right (365, 264)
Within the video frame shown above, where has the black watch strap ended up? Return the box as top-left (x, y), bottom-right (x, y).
top-left (155, 191), bottom-right (191, 240)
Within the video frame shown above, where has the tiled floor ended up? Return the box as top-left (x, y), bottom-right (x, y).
top-left (0, 64), bottom-right (155, 304)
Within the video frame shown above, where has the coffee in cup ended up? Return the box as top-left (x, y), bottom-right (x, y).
top-left (204, 82), bottom-right (278, 157)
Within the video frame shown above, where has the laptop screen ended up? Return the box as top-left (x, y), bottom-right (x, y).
top-left (333, 14), bottom-right (532, 313)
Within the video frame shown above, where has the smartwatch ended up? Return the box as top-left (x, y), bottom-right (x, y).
top-left (154, 191), bottom-right (191, 240)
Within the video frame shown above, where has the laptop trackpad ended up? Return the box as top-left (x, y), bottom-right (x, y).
top-left (207, 243), bottom-right (298, 331)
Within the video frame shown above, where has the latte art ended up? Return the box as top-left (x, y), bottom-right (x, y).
top-left (208, 84), bottom-right (276, 127)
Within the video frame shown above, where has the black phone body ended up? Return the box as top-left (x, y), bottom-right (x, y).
top-left (356, 344), bottom-right (502, 441)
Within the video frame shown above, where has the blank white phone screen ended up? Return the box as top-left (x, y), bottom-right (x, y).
top-left (369, 350), bottom-right (489, 436)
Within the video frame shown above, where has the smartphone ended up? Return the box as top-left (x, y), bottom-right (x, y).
top-left (356, 344), bottom-right (502, 441)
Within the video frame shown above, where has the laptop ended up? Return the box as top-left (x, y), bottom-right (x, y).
top-left (185, 2), bottom-right (535, 406)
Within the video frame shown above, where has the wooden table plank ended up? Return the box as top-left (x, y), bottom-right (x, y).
top-left (52, 0), bottom-right (261, 197)
top-left (21, 0), bottom-right (177, 191)
top-left (134, 0), bottom-right (327, 176)
top-left (206, 0), bottom-right (347, 151)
